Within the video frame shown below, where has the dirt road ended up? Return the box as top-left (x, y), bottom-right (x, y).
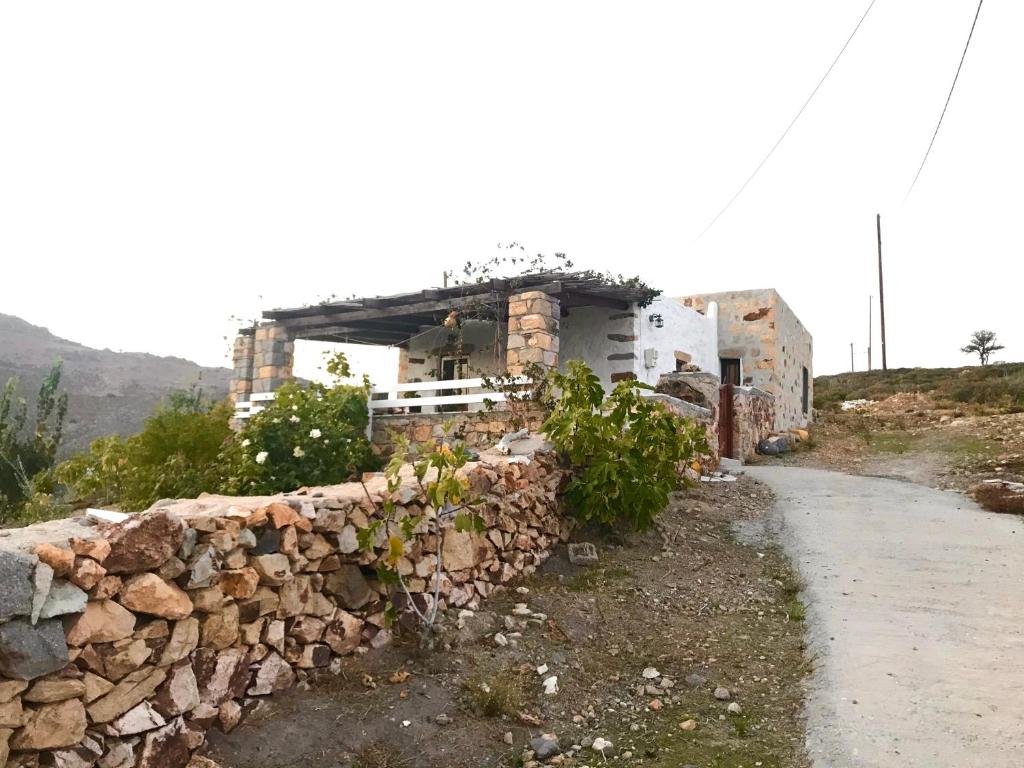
top-left (747, 466), bottom-right (1024, 768)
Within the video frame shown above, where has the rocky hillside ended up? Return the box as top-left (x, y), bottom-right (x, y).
top-left (815, 363), bottom-right (1024, 413)
top-left (0, 313), bottom-right (231, 455)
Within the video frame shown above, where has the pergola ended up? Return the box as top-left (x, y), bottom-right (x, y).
top-left (229, 271), bottom-right (657, 400)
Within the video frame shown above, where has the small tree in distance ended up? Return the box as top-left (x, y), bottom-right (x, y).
top-left (961, 330), bottom-right (1004, 366)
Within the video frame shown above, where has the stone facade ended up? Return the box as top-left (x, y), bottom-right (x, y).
top-left (252, 323), bottom-right (294, 395)
top-left (678, 289), bottom-right (813, 431)
top-left (230, 332), bottom-right (255, 404)
top-left (506, 291), bottom-right (560, 376)
top-left (0, 446), bottom-right (566, 767)
top-left (655, 372), bottom-right (721, 463)
top-left (732, 387), bottom-right (775, 460)
top-left (370, 406), bottom-right (547, 456)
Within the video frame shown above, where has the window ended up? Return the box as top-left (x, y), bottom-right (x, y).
top-left (802, 366), bottom-right (810, 414)
top-left (720, 357), bottom-right (741, 387)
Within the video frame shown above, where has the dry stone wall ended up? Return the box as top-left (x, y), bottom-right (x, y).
top-left (0, 445), bottom-right (566, 768)
top-left (733, 387), bottom-right (775, 460)
top-left (370, 406), bottom-right (547, 456)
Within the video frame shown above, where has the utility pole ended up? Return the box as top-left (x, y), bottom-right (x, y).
top-left (877, 214), bottom-right (888, 370)
top-left (850, 342), bottom-right (855, 373)
top-left (868, 295), bottom-right (873, 371)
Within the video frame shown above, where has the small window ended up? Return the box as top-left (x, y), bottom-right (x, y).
top-left (720, 357), bottom-right (741, 387)
top-left (802, 366), bottom-right (810, 414)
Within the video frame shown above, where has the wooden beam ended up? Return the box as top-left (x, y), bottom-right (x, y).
top-left (277, 292), bottom-right (500, 330)
top-left (560, 290), bottom-right (630, 311)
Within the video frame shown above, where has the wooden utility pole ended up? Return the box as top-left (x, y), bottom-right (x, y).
top-left (877, 214), bottom-right (888, 370)
top-left (850, 342), bottom-right (855, 373)
top-left (868, 295), bottom-right (873, 371)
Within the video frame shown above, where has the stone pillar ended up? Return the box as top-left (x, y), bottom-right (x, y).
top-left (230, 331), bottom-right (255, 403)
top-left (506, 291), bottom-right (560, 376)
top-left (252, 323), bottom-right (295, 394)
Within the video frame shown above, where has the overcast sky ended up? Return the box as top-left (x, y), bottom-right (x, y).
top-left (1, 1), bottom-right (1019, 382)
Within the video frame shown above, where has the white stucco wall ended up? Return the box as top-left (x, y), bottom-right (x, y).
top-left (635, 297), bottom-right (719, 385)
top-left (403, 320), bottom-right (507, 382)
top-left (559, 305), bottom-right (639, 391)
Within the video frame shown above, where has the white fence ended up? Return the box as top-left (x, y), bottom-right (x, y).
top-left (233, 376), bottom-right (531, 426)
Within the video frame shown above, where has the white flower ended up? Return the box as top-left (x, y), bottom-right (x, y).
top-left (289, 415), bottom-right (300, 423)
top-left (241, 439), bottom-right (251, 448)
top-left (293, 446), bottom-right (305, 458)
top-left (255, 451), bottom-right (269, 465)
top-left (323, 439), bottom-right (330, 444)
top-left (292, 404), bottom-right (298, 411)
top-left (309, 428), bottom-right (322, 439)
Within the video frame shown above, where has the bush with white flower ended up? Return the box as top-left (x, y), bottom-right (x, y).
top-left (221, 352), bottom-right (378, 495)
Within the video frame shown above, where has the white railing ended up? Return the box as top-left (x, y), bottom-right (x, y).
top-left (233, 391), bottom-right (276, 420)
top-left (234, 376), bottom-right (532, 425)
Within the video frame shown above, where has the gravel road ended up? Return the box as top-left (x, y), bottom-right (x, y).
top-left (747, 465), bottom-right (1024, 768)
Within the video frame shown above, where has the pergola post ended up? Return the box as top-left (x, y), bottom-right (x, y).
top-left (506, 291), bottom-right (560, 376)
top-left (252, 322), bottom-right (295, 394)
top-left (229, 330), bottom-right (255, 404)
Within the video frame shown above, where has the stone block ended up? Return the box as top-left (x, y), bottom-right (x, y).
top-left (0, 618), bottom-right (70, 680)
top-left (0, 551), bottom-right (36, 622)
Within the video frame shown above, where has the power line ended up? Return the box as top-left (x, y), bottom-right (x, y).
top-left (698, 0), bottom-right (878, 238)
top-left (905, 0), bottom-right (984, 200)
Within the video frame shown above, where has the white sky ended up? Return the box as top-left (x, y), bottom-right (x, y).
top-left (1, 1), bottom-right (1020, 381)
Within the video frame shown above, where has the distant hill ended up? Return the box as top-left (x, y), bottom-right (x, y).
top-left (815, 363), bottom-right (1024, 412)
top-left (0, 313), bottom-right (232, 455)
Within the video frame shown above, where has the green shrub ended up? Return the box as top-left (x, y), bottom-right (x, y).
top-left (222, 354), bottom-right (378, 496)
top-left (0, 361), bottom-right (68, 525)
top-left (542, 360), bottom-right (708, 531)
top-left (56, 353), bottom-right (378, 512)
top-left (56, 398), bottom-right (235, 511)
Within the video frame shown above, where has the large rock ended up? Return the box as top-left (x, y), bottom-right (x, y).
top-left (247, 652), bottom-right (295, 696)
top-left (30, 561), bottom-right (54, 624)
top-left (200, 602), bottom-right (239, 649)
top-left (11, 698), bottom-right (87, 750)
top-left (64, 600), bottom-right (136, 645)
top-left (24, 676), bottom-right (86, 703)
top-left (0, 551), bottom-right (36, 622)
top-left (0, 680), bottom-right (28, 702)
top-left (38, 580), bottom-right (88, 620)
top-left (48, 735), bottom-right (104, 767)
top-left (0, 618), bottom-right (69, 680)
top-left (110, 701), bottom-right (166, 735)
top-left (136, 716), bottom-right (191, 768)
top-left (98, 738), bottom-right (137, 768)
top-left (219, 567), bottom-right (259, 599)
top-left (323, 610), bottom-right (364, 656)
top-left (442, 530), bottom-right (489, 571)
top-left (193, 647), bottom-right (248, 706)
top-left (87, 665), bottom-right (168, 723)
top-left (118, 574), bottom-right (194, 619)
top-left (153, 661), bottom-right (200, 717)
top-left (101, 510), bottom-right (185, 574)
top-left (158, 618), bottom-right (200, 666)
top-left (250, 553), bottom-right (292, 586)
top-left (323, 565), bottom-right (373, 609)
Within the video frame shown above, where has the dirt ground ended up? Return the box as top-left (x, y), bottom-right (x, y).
top-left (203, 478), bottom-right (810, 768)
top-left (766, 393), bottom-right (1024, 495)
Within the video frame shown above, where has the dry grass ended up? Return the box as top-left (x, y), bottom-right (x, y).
top-left (974, 484), bottom-right (1024, 515)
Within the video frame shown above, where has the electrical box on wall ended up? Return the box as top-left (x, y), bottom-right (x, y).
top-left (644, 348), bottom-right (658, 369)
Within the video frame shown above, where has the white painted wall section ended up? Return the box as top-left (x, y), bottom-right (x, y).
top-left (635, 297), bottom-right (718, 385)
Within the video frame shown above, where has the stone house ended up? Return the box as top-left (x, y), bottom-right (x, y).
top-left (678, 289), bottom-right (813, 431)
top-left (230, 273), bottom-right (812, 458)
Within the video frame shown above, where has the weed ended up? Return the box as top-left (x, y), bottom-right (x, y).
top-left (974, 484), bottom-right (1024, 515)
top-left (350, 743), bottom-right (409, 768)
top-left (462, 670), bottom-right (527, 718)
top-left (565, 565), bottom-right (632, 592)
